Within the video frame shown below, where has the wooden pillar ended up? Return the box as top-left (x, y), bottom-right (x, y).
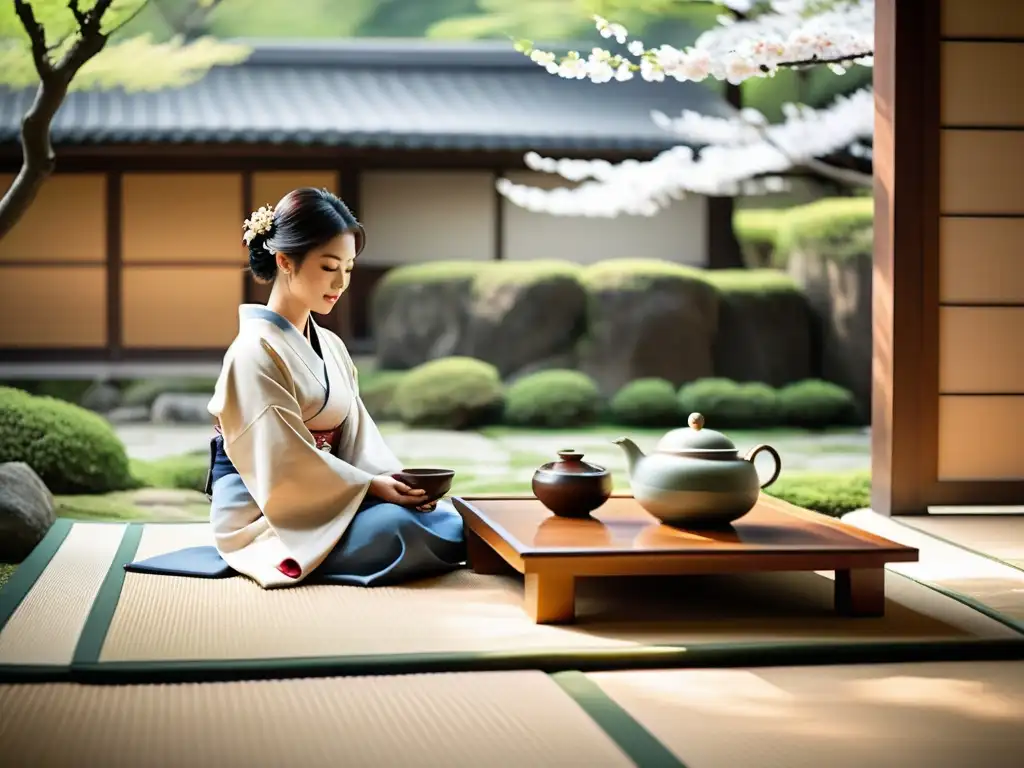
top-left (106, 171), bottom-right (123, 361)
top-left (873, 0), bottom-right (1024, 514)
top-left (871, 0), bottom-right (940, 515)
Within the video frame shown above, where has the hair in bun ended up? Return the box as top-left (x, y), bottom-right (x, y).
top-left (241, 188), bottom-right (365, 284)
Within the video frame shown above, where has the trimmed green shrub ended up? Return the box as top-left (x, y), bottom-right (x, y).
top-left (733, 209), bottom-right (783, 267)
top-left (504, 370), bottom-right (602, 428)
top-left (766, 470), bottom-right (871, 518)
top-left (358, 370), bottom-right (408, 422)
top-left (776, 379), bottom-right (860, 428)
top-left (677, 378), bottom-right (780, 429)
top-left (120, 377), bottom-right (217, 408)
top-left (773, 196), bottom-right (873, 266)
top-left (394, 357), bottom-right (504, 430)
top-left (0, 386), bottom-right (136, 494)
top-left (609, 378), bottom-right (681, 427)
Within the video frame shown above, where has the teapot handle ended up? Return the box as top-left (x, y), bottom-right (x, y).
top-left (743, 444), bottom-right (782, 489)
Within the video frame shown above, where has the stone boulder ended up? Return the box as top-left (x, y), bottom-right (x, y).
top-left (709, 271), bottom-right (814, 387)
top-left (80, 380), bottom-right (122, 414)
top-left (372, 261), bottom-right (587, 377)
top-left (151, 393), bottom-right (214, 425)
top-left (787, 250), bottom-right (872, 409)
top-left (578, 260), bottom-right (720, 396)
top-left (0, 462), bottom-right (56, 563)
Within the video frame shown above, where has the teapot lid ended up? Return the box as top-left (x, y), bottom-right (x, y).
top-left (656, 413), bottom-right (737, 454)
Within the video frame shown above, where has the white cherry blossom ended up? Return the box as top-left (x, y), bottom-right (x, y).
top-left (501, 1), bottom-right (875, 218)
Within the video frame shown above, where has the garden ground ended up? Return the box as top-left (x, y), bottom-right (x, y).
top-left (72, 422), bottom-right (872, 519)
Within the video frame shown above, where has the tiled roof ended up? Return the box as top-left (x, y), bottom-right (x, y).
top-left (0, 39), bottom-right (733, 152)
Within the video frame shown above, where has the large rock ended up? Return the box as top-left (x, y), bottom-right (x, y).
top-left (710, 272), bottom-right (814, 386)
top-left (578, 260), bottom-right (719, 396)
top-left (372, 261), bottom-right (586, 377)
top-left (0, 462), bottom-right (56, 563)
top-left (151, 393), bottom-right (214, 425)
top-left (787, 249), bottom-right (872, 408)
top-left (80, 381), bottom-right (122, 414)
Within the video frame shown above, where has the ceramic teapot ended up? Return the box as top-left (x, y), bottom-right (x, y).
top-left (613, 413), bottom-right (781, 527)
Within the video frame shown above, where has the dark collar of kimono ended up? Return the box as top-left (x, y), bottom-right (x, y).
top-left (238, 305), bottom-right (329, 394)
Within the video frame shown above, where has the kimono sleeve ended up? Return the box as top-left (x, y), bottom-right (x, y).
top-left (210, 339), bottom-right (376, 537)
top-left (331, 336), bottom-right (404, 476)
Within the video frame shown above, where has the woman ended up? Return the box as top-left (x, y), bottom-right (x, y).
top-left (206, 187), bottom-right (466, 589)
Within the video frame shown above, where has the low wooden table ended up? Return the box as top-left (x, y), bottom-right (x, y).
top-left (451, 494), bottom-right (919, 624)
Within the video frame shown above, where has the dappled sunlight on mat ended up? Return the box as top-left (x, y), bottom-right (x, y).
top-left (588, 662), bottom-right (1024, 767)
top-left (92, 522), bottom-right (1016, 663)
top-left (845, 510), bottom-right (1024, 627)
top-left (0, 671), bottom-right (634, 768)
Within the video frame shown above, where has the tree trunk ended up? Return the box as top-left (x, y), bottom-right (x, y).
top-left (704, 82), bottom-right (746, 270)
top-left (0, 81), bottom-right (68, 241)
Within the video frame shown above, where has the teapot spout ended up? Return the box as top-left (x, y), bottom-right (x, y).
top-left (612, 437), bottom-right (646, 477)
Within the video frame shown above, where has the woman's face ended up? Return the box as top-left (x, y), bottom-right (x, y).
top-left (279, 232), bottom-right (357, 315)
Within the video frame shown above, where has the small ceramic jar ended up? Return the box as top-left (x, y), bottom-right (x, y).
top-left (532, 449), bottom-right (613, 518)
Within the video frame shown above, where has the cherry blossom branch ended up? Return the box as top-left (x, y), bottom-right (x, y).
top-left (495, 87), bottom-right (874, 217)
top-left (516, 0), bottom-right (873, 85)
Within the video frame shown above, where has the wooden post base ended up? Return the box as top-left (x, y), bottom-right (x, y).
top-left (835, 568), bottom-right (886, 617)
top-left (525, 573), bottom-right (576, 624)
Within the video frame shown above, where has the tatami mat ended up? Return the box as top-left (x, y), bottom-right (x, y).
top-left (0, 523), bottom-right (124, 666)
top-left (900, 515), bottom-right (1024, 570)
top-left (97, 522), bottom-right (1014, 664)
top-left (588, 661), bottom-right (1024, 768)
top-left (3, 521), bottom-right (1021, 678)
top-left (844, 511), bottom-right (1024, 631)
top-left (0, 670), bottom-right (635, 768)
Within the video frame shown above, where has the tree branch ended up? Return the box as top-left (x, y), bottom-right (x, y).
top-left (13, 0), bottom-right (54, 78)
top-left (0, 0), bottom-right (119, 241)
top-left (800, 156), bottom-right (873, 187)
top-left (767, 50), bottom-right (873, 71)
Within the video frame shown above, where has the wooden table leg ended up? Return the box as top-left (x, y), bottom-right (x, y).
top-left (525, 573), bottom-right (576, 624)
top-left (465, 527), bottom-right (509, 575)
top-left (835, 568), bottom-right (886, 617)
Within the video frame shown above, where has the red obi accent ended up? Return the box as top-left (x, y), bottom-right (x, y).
top-left (277, 559), bottom-right (302, 579)
top-left (213, 420), bottom-right (339, 454)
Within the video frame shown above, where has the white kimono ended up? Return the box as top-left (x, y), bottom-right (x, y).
top-left (207, 305), bottom-right (404, 588)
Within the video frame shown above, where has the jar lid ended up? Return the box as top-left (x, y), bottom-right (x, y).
top-left (655, 413), bottom-right (737, 454)
top-left (537, 449), bottom-right (608, 477)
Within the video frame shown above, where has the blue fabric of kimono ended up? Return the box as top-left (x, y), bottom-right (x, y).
top-left (126, 438), bottom-right (467, 586)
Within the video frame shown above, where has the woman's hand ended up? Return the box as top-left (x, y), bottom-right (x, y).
top-left (414, 499), bottom-right (438, 513)
top-left (369, 474), bottom-right (428, 507)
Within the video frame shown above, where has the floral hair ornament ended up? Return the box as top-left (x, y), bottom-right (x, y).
top-left (243, 204), bottom-right (275, 249)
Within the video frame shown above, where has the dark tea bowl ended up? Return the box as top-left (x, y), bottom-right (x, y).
top-left (392, 468), bottom-right (456, 503)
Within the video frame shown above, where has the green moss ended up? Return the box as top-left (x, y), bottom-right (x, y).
top-left (774, 197), bottom-right (874, 266)
top-left (55, 491), bottom-right (210, 522)
top-left (0, 563), bottom-right (14, 590)
top-left (581, 259), bottom-right (710, 291)
top-left (471, 259), bottom-right (581, 294)
top-left (375, 261), bottom-right (487, 294)
top-left (703, 269), bottom-right (801, 296)
top-left (733, 209), bottom-right (783, 266)
top-left (766, 469), bottom-right (871, 518)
